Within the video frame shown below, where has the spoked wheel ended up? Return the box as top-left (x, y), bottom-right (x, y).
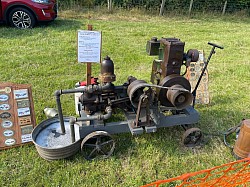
top-left (81, 131), bottom-right (115, 160)
top-left (9, 8), bottom-right (36, 29)
top-left (182, 128), bottom-right (203, 147)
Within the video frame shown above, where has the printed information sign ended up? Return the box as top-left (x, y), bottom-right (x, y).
top-left (77, 30), bottom-right (102, 63)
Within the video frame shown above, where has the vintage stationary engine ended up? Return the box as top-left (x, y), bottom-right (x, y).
top-left (77, 38), bottom-right (199, 115)
top-left (147, 37), bottom-right (199, 109)
top-left (33, 37), bottom-right (223, 161)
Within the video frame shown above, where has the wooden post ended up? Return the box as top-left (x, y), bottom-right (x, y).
top-left (189, 0), bottom-right (194, 16)
top-left (159, 0), bottom-right (166, 16)
top-left (108, 0), bottom-right (112, 12)
top-left (222, 1), bottom-right (227, 15)
top-left (87, 24), bottom-right (93, 85)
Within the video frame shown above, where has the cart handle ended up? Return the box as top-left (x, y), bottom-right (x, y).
top-left (208, 42), bottom-right (224, 49)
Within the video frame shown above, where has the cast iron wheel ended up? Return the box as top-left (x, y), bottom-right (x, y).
top-left (81, 131), bottom-right (115, 160)
top-left (9, 8), bottom-right (36, 29)
top-left (182, 128), bottom-right (202, 147)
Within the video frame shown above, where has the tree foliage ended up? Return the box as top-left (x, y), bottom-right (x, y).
top-left (60, 0), bottom-right (250, 13)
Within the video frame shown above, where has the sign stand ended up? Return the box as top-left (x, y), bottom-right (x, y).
top-left (77, 24), bottom-right (102, 86)
top-left (87, 24), bottom-right (93, 85)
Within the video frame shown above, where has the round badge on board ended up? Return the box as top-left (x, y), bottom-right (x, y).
top-left (0, 94), bottom-right (9, 102)
top-left (0, 103), bottom-right (11, 111)
top-left (0, 112), bottom-right (11, 119)
top-left (5, 138), bottom-right (16, 146)
top-left (3, 129), bottom-right (15, 137)
top-left (1, 120), bottom-right (13, 128)
top-left (5, 87), bottom-right (11, 94)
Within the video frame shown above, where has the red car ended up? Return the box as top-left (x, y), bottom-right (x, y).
top-left (0, 0), bottom-right (57, 29)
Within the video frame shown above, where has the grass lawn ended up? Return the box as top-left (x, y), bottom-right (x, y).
top-left (0, 9), bottom-right (250, 186)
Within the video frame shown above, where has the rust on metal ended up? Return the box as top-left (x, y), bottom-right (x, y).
top-left (99, 56), bottom-right (116, 83)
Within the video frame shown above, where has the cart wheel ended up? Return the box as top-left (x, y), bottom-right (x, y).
top-left (81, 131), bottom-right (115, 160)
top-left (182, 128), bottom-right (202, 147)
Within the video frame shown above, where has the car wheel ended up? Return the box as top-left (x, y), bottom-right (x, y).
top-left (9, 8), bottom-right (36, 29)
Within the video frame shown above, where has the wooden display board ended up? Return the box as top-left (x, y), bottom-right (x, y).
top-left (0, 82), bottom-right (36, 150)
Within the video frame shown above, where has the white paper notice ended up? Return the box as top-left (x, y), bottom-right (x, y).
top-left (78, 30), bottom-right (101, 63)
top-left (21, 134), bottom-right (32, 143)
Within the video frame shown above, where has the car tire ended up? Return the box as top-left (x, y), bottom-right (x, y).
top-left (9, 8), bottom-right (36, 29)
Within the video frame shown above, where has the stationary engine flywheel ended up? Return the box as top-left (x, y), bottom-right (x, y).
top-left (157, 74), bottom-right (192, 109)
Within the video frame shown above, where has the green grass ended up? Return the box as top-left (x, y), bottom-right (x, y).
top-left (0, 9), bottom-right (250, 186)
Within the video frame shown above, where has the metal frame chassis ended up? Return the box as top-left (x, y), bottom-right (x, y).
top-left (77, 105), bottom-right (199, 139)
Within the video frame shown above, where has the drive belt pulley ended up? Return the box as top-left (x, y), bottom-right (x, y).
top-left (127, 80), bottom-right (153, 108)
top-left (157, 74), bottom-right (192, 109)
